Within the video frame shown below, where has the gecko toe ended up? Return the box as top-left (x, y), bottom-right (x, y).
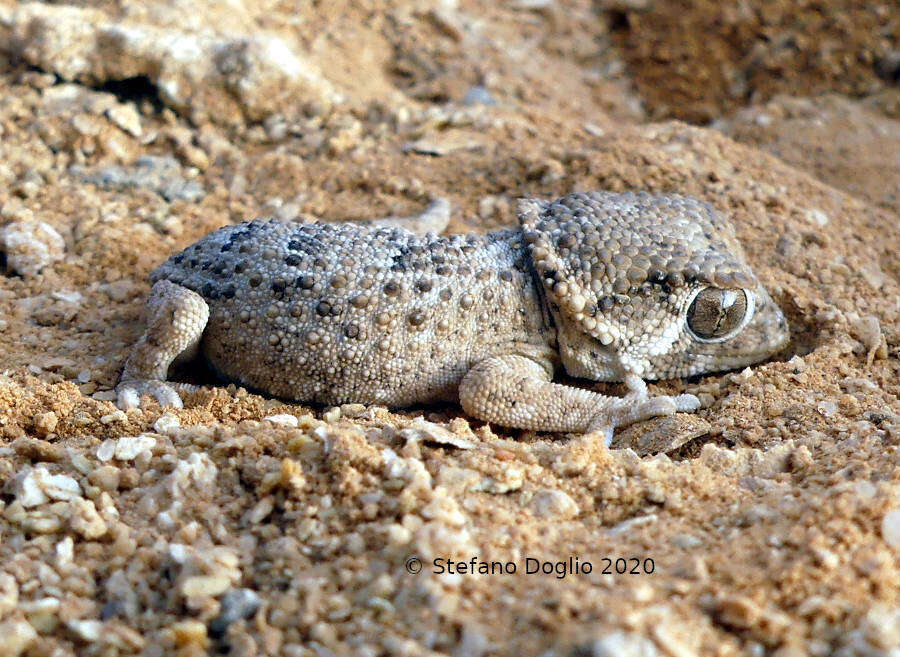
top-left (116, 380), bottom-right (184, 410)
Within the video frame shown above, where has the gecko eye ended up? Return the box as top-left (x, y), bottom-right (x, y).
top-left (686, 288), bottom-right (751, 341)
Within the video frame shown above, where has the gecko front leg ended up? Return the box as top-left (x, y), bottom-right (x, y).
top-left (116, 279), bottom-right (209, 409)
top-left (458, 354), bottom-right (700, 446)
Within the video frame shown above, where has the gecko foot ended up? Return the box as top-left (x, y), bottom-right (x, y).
top-left (116, 379), bottom-right (184, 410)
top-left (586, 393), bottom-right (702, 447)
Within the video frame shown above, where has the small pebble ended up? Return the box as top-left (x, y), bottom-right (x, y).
top-left (67, 619), bottom-right (103, 642)
top-left (461, 86), bottom-right (497, 106)
top-left (264, 414), bottom-right (299, 427)
top-left (209, 588), bottom-right (263, 638)
top-left (97, 440), bottom-right (116, 462)
top-left (181, 575), bottom-right (231, 598)
top-left (114, 434), bottom-right (156, 461)
top-left (106, 103), bottom-right (142, 137)
top-left (100, 410), bottom-right (128, 424)
top-left (882, 509), bottom-right (900, 548)
top-left (1, 220), bottom-right (66, 277)
top-left (153, 413), bottom-right (181, 434)
top-left (0, 619), bottom-right (38, 657)
top-left (531, 488), bottom-right (579, 519)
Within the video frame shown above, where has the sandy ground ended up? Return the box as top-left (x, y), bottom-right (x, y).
top-left (0, 1), bottom-right (898, 656)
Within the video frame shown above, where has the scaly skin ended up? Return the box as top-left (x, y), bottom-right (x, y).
top-left (117, 191), bottom-right (789, 444)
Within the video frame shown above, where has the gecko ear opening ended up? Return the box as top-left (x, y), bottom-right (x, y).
top-left (517, 196), bottom-right (579, 310)
top-left (517, 196), bottom-right (615, 342)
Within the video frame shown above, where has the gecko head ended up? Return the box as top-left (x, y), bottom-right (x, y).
top-left (518, 191), bottom-right (789, 382)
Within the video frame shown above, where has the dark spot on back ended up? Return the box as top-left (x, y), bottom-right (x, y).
top-left (271, 279), bottom-right (287, 298)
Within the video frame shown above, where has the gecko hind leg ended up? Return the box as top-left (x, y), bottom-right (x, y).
top-left (116, 279), bottom-right (209, 409)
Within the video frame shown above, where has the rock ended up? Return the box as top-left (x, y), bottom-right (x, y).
top-left (572, 631), bottom-right (660, 657)
top-left (847, 313), bottom-right (888, 363)
top-left (0, 619), bottom-right (38, 657)
top-left (180, 575), bottom-right (231, 598)
top-left (398, 416), bottom-right (477, 450)
top-left (31, 411), bottom-right (58, 437)
top-left (153, 413), bottom-right (181, 435)
top-left (453, 628), bottom-right (490, 657)
top-left (209, 589), bottom-right (263, 638)
top-left (105, 104), bottom-right (142, 138)
top-left (114, 434), bottom-right (156, 461)
top-left (402, 136), bottom-right (483, 156)
top-left (264, 414), bottom-right (299, 427)
top-left (882, 509), bottom-right (900, 548)
top-left (461, 86), bottom-right (497, 106)
top-left (1, 221), bottom-right (66, 277)
top-left (7, 2), bottom-right (339, 124)
top-left (370, 198), bottom-right (453, 238)
top-left (76, 156), bottom-right (206, 202)
top-left (473, 468), bottom-right (524, 494)
top-left (67, 619), bottom-right (103, 642)
top-left (9, 465), bottom-right (82, 507)
top-left (170, 620), bottom-right (209, 648)
top-left (531, 488), bottom-right (579, 519)
top-left (69, 498), bottom-right (108, 539)
top-left (96, 440), bottom-right (116, 462)
top-left (712, 595), bottom-right (790, 646)
top-left (612, 414), bottom-right (711, 456)
top-left (0, 573), bottom-right (19, 618)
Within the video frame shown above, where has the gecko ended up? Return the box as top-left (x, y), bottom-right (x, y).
top-left (116, 191), bottom-right (789, 444)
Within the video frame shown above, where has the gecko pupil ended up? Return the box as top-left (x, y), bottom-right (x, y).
top-left (686, 288), bottom-right (748, 340)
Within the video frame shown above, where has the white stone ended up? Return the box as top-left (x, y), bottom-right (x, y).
top-left (420, 493), bottom-right (467, 527)
top-left (531, 488), bottom-right (579, 518)
top-left (14, 468), bottom-right (49, 507)
top-left (96, 440), bottom-right (116, 462)
top-left (69, 498), bottom-right (108, 539)
top-left (0, 574), bottom-right (19, 618)
top-left (14, 465), bottom-right (82, 507)
top-left (579, 631), bottom-right (660, 657)
top-left (100, 410), bottom-right (127, 424)
top-left (67, 619), bottom-right (103, 642)
top-left (264, 413), bottom-right (299, 427)
top-left (882, 509), bottom-right (900, 548)
top-left (56, 536), bottom-right (74, 565)
top-left (41, 470), bottom-right (82, 500)
top-left (106, 103), bottom-right (142, 137)
top-left (1, 221), bottom-right (65, 277)
top-left (19, 597), bottom-right (60, 614)
top-left (816, 400), bottom-right (837, 418)
top-left (0, 619), bottom-right (37, 656)
top-left (805, 208), bottom-right (829, 227)
top-left (153, 413), bottom-right (181, 434)
top-left (115, 434), bottom-right (156, 460)
top-left (180, 575), bottom-right (231, 598)
top-left (399, 417), bottom-right (476, 449)
top-left (608, 514), bottom-right (658, 537)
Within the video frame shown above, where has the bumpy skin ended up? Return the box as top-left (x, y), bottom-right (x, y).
top-left (118, 191), bottom-right (789, 444)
